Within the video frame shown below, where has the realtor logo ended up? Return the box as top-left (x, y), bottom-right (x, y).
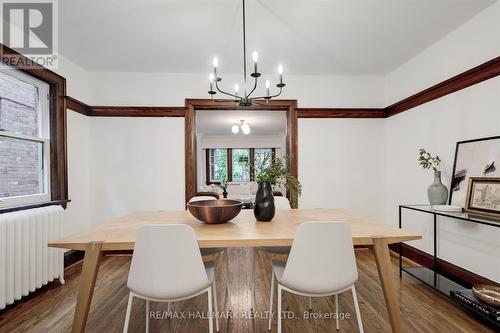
top-left (1, 0), bottom-right (58, 68)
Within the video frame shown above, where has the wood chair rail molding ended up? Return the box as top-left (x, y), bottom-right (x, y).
top-left (385, 56), bottom-right (500, 117)
top-left (64, 56), bottom-right (500, 119)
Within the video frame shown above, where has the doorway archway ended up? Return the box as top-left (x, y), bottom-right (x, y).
top-left (184, 98), bottom-right (298, 205)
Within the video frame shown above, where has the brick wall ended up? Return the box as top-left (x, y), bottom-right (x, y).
top-left (0, 72), bottom-right (42, 198)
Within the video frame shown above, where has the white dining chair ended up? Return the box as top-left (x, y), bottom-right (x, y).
top-left (267, 221), bottom-right (363, 333)
top-left (189, 195), bottom-right (219, 202)
top-left (188, 196), bottom-right (232, 307)
top-left (251, 196), bottom-right (313, 310)
top-left (123, 224), bottom-right (219, 333)
top-left (273, 196), bottom-right (291, 209)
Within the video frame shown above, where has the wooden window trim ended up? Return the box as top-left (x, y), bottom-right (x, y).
top-left (249, 148), bottom-right (255, 181)
top-left (227, 148), bottom-right (233, 182)
top-left (0, 44), bottom-right (69, 210)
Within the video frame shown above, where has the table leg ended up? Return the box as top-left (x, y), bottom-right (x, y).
top-left (372, 237), bottom-right (402, 333)
top-left (72, 241), bottom-right (103, 333)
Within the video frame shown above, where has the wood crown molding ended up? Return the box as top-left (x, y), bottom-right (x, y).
top-left (64, 56), bottom-right (500, 119)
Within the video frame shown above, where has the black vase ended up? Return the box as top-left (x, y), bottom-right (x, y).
top-left (254, 181), bottom-right (275, 221)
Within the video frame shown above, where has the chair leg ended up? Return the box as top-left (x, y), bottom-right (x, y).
top-left (212, 278), bottom-right (220, 332)
top-left (123, 293), bottom-right (133, 333)
top-left (277, 285), bottom-right (283, 333)
top-left (352, 286), bottom-right (364, 333)
top-left (335, 294), bottom-right (339, 331)
top-left (145, 300), bottom-right (150, 333)
top-left (268, 272), bottom-right (275, 331)
top-left (207, 288), bottom-right (214, 333)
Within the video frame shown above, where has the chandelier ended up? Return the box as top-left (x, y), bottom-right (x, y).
top-left (207, 0), bottom-right (286, 107)
top-left (232, 120), bottom-right (251, 134)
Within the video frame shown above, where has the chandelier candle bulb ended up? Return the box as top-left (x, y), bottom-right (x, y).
top-left (265, 79), bottom-right (270, 97)
top-left (278, 64), bottom-right (284, 84)
top-left (213, 57), bottom-right (219, 79)
top-left (252, 51), bottom-right (258, 73)
top-left (208, 73), bottom-right (215, 96)
top-left (234, 84), bottom-right (239, 97)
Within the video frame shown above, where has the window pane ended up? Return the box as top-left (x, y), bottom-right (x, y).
top-left (232, 148), bottom-right (250, 182)
top-left (0, 136), bottom-right (44, 198)
top-left (255, 148), bottom-right (273, 176)
top-left (0, 72), bottom-right (39, 137)
top-left (210, 149), bottom-right (227, 182)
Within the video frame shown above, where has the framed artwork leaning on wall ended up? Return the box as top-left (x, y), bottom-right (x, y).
top-left (465, 177), bottom-right (500, 219)
top-left (450, 136), bottom-right (500, 207)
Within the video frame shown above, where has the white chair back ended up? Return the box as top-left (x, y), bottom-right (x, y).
top-left (127, 224), bottom-right (210, 300)
top-left (189, 196), bottom-right (218, 203)
top-left (274, 196), bottom-right (291, 209)
top-left (281, 221), bottom-right (358, 294)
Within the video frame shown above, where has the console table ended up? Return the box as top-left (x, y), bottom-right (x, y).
top-left (399, 205), bottom-right (500, 329)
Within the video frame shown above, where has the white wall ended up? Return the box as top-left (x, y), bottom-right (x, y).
top-left (65, 111), bottom-right (91, 235)
top-left (88, 117), bottom-right (185, 224)
top-left (384, 2), bottom-right (500, 282)
top-left (299, 119), bottom-right (386, 222)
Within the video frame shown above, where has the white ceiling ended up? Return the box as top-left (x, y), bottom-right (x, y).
top-left (196, 110), bottom-right (286, 135)
top-left (58, 0), bottom-right (496, 75)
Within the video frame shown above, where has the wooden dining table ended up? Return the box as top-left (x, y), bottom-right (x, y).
top-left (49, 208), bottom-right (421, 333)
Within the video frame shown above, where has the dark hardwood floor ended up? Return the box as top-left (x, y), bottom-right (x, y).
top-left (0, 249), bottom-right (494, 333)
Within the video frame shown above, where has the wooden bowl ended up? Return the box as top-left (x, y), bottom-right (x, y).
top-left (187, 199), bottom-right (243, 224)
top-left (472, 284), bottom-right (500, 307)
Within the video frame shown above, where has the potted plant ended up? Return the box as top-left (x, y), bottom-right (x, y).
top-left (251, 154), bottom-right (302, 221)
top-left (418, 148), bottom-right (448, 205)
top-left (217, 179), bottom-right (228, 198)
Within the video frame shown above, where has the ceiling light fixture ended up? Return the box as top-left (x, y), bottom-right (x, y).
top-left (232, 120), bottom-right (251, 135)
top-left (208, 0), bottom-right (285, 107)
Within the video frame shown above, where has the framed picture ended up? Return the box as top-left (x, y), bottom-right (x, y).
top-left (449, 136), bottom-right (500, 207)
top-left (465, 177), bottom-right (500, 218)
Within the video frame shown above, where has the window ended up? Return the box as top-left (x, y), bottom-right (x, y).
top-left (208, 148), bottom-right (228, 182)
top-left (0, 68), bottom-right (50, 207)
top-left (232, 149), bottom-right (250, 182)
top-left (206, 148), bottom-right (275, 183)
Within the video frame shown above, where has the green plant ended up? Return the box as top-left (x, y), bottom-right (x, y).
top-left (418, 148), bottom-right (441, 172)
top-left (218, 179), bottom-right (227, 191)
top-left (251, 154), bottom-right (302, 208)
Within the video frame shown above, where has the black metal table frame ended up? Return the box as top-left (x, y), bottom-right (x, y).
top-left (398, 204), bottom-right (500, 329)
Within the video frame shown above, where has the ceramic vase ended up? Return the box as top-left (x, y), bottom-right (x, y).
top-left (254, 181), bottom-right (275, 221)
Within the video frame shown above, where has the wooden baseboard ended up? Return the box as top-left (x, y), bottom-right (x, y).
top-left (390, 243), bottom-right (499, 287)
